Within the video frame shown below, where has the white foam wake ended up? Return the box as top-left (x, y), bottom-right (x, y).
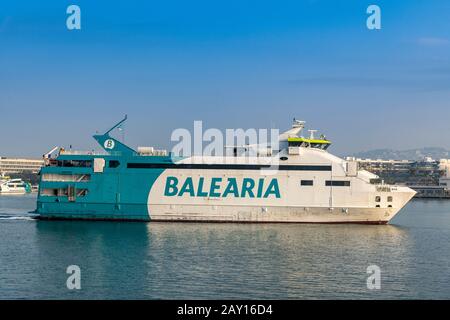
top-left (0, 214), bottom-right (37, 221)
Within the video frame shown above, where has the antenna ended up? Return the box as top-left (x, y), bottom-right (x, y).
top-left (308, 129), bottom-right (318, 139)
top-left (118, 120), bottom-right (125, 143)
top-left (105, 115), bottom-right (128, 136)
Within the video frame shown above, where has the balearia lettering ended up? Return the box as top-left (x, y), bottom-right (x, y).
top-left (164, 176), bottom-right (281, 198)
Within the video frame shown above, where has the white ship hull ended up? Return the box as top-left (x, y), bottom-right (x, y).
top-left (150, 206), bottom-right (401, 224)
top-left (147, 160), bottom-right (416, 224)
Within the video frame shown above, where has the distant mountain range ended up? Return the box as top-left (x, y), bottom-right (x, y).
top-left (349, 147), bottom-right (450, 161)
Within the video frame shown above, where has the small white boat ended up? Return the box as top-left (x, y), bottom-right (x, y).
top-left (0, 178), bottom-right (31, 194)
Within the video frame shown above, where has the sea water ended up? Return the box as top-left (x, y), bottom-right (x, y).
top-left (0, 194), bottom-right (449, 299)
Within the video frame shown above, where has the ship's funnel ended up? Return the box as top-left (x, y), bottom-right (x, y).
top-left (93, 115), bottom-right (136, 154)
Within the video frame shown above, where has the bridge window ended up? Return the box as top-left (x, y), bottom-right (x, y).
top-left (375, 196), bottom-right (381, 202)
top-left (301, 180), bottom-right (314, 186)
top-left (387, 196), bottom-right (393, 202)
top-left (288, 141), bottom-right (306, 147)
top-left (325, 181), bottom-right (350, 187)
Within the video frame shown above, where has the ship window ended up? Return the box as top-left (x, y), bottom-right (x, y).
top-left (109, 160), bottom-right (120, 168)
top-left (325, 181), bottom-right (350, 187)
top-left (388, 205), bottom-right (393, 208)
top-left (77, 189), bottom-right (89, 197)
top-left (41, 188), bottom-right (61, 196)
top-left (288, 141), bottom-right (306, 147)
top-left (376, 205), bottom-right (380, 208)
top-left (387, 196), bottom-right (393, 202)
top-left (280, 157), bottom-right (288, 161)
top-left (59, 160), bottom-right (92, 168)
top-left (42, 174), bottom-right (90, 182)
top-left (375, 196), bottom-right (381, 202)
top-left (370, 178), bottom-right (382, 185)
top-left (301, 180), bottom-right (314, 186)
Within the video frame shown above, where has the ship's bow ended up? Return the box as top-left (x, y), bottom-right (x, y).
top-left (387, 186), bottom-right (417, 222)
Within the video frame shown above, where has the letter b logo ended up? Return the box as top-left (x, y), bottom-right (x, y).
top-left (104, 139), bottom-right (115, 150)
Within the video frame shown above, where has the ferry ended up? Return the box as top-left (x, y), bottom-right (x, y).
top-left (0, 178), bottom-right (32, 194)
top-left (35, 117), bottom-right (416, 223)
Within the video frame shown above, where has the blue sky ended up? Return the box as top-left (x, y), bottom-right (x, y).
top-left (0, 0), bottom-right (449, 157)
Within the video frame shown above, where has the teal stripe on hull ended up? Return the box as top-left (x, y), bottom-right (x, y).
top-left (37, 202), bottom-right (151, 221)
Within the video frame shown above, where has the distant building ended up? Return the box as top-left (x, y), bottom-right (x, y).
top-left (346, 157), bottom-right (450, 198)
top-left (439, 159), bottom-right (450, 188)
top-left (0, 157), bottom-right (44, 174)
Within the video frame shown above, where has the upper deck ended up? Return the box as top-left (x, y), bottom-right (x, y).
top-left (41, 116), bottom-right (346, 174)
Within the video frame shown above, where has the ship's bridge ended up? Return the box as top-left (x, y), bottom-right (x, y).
top-left (287, 137), bottom-right (331, 150)
top-left (280, 120), bottom-right (331, 151)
